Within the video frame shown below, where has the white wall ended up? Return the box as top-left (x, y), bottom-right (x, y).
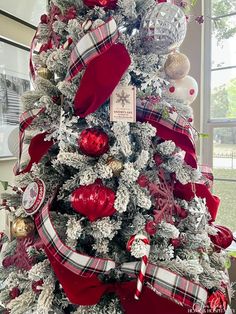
top-left (0, 159), bottom-right (16, 193)
top-left (0, 1), bottom-right (46, 192)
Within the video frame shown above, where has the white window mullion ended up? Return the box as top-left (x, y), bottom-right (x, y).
top-left (201, 0), bottom-right (213, 166)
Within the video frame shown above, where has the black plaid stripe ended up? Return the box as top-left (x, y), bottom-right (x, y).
top-left (69, 28), bottom-right (117, 77)
top-left (67, 18), bottom-right (118, 80)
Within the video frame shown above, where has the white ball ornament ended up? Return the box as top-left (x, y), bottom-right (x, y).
top-left (168, 75), bottom-right (199, 105)
top-left (8, 127), bottom-right (19, 157)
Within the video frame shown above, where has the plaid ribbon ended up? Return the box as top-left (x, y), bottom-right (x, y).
top-left (136, 101), bottom-right (197, 168)
top-left (66, 17), bottom-right (119, 81)
top-left (35, 198), bottom-right (208, 312)
top-left (198, 165), bottom-right (214, 188)
top-left (14, 108), bottom-right (45, 175)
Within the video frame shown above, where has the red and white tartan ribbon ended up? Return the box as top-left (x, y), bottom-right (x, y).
top-left (136, 99), bottom-right (197, 168)
top-left (127, 234), bottom-right (150, 300)
top-left (198, 164), bottom-right (214, 188)
top-left (66, 17), bottom-right (119, 81)
top-left (35, 197), bottom-right (208, 311)
top-left (13, 108), bottom-right (44, 175)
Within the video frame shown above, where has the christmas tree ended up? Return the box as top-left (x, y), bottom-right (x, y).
top-left (0, 0), bottom-right (233, 313)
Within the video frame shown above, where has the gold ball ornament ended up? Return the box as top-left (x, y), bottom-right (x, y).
top-left (11, 217), bottom-right (35, 238)
top-left (107, 157), bottom-right (124, 176)
top-left (37, 67), bottom-right (53, 80)
top-left (164, 52), bottom-right (190, 80)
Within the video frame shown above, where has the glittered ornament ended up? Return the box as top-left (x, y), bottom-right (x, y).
top-left (171, 238), bottom-right (181, 248)
top-left (210, 225), bottom-right (233, 249)
top-left (164, 52), bottom-right (190, 80)
top-left (78, 128), bottom-right (109, 157)
top-left (11, 217), bottom-right (35, 239)
top-left (9, 287), bottom-right (20, 299)
top-left (168, 75), bottom-right (199, 105)
top-left (140, 3), bottom-right (187, 54)
top-left (71, 182), bottom-right (116, 221)
top-left (83, 0), bottom-right (117, 9)
top-left (37, 67), bottom-right (53, 80)
top-left (106, 157), bottom-right (124, 176)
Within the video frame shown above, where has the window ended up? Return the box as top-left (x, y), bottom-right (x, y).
top-left (202, 0), bottom-right (236, 230)
top-left (0, 0), bottom-right (47, 26)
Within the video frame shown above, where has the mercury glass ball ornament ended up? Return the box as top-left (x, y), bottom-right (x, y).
top-left (139, 2), bottom-right (187, 55)
top-left (106, 156), bottom-right (124, 176)
top-left (11, 217), bottom-right (35, 238)
top-left (37, 67), bottom-right (53, 80)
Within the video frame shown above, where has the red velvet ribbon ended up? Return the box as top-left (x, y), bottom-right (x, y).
top-left (174, 181), bottom-right (220, 221)
top-left (45, 246), bottom-right (195, 313)
top-left (19, 132), bottom-right (54, 175)
top-left (73, 43), bottom-right (131, 117)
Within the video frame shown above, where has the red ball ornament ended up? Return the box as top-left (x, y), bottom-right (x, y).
top-left (145, 221), bottom-right (157, 236)
top-left (137, 174), bottom-right (150, 188)
top-left (79, 128), bottom-right (109, 157)
top-left (83, 0), bottom-right (117, 9)
top-left (71, 182), bottom-right (116, 221)
top-left (171, 238), bottom-right (181, 248)
top-left (178, 208), bottom-right (188, 219)
top-left (9, 287), bottom-right (20, 299)
top-left (169, 86), bottom-right (175, 93)
top-left (210, 225), bottom-right (233, 249)
top-left (154, 153), bottom-right (163, 166)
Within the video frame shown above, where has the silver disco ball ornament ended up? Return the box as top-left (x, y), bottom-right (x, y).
top-left (140, 2), bottom-right (187, 55)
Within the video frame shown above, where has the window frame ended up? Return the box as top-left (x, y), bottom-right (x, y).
top-left (201, 0), bottom-right (236, 171)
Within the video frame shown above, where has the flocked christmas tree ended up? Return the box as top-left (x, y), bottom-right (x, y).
top-left (0, 0), bottom-right (234, 313)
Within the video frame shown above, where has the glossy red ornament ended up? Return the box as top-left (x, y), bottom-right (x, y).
top-left (145, 221), bottom-right (157, 236)
top-left (83, 0), bottom-right (117, 9)
top-left (71, 182), bottom-right (116, 221)
top-left (78, 128), bottom-right (109, 157)
top-left (210, 225), bottom-right (233, 249)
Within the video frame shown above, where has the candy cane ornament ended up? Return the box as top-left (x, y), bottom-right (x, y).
top-left (127, 234), bottom-right (150, 300)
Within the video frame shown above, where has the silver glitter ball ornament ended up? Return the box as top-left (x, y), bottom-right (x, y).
top-left (140, 3), bottom-right (187, 55)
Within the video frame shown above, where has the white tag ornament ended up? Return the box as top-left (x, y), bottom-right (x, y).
top-left (22, 179), bottom-right (46, 215)
top-left (110, 85), bottom-right (136, 123)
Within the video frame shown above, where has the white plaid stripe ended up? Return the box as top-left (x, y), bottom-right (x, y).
top-left (66, 18), bottom-right (118, 81)
top-left (14, 108), bottom-right (44, 175)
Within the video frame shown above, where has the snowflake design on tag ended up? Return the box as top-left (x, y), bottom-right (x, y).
top-left (116, 89), bottom-right (130, 107)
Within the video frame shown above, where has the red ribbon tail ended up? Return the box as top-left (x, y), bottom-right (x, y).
top-left (19, 132), bottom-right (53, 174)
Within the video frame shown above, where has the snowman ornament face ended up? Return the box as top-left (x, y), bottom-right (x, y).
top-left (168, 75), bottom-right (199, 105)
